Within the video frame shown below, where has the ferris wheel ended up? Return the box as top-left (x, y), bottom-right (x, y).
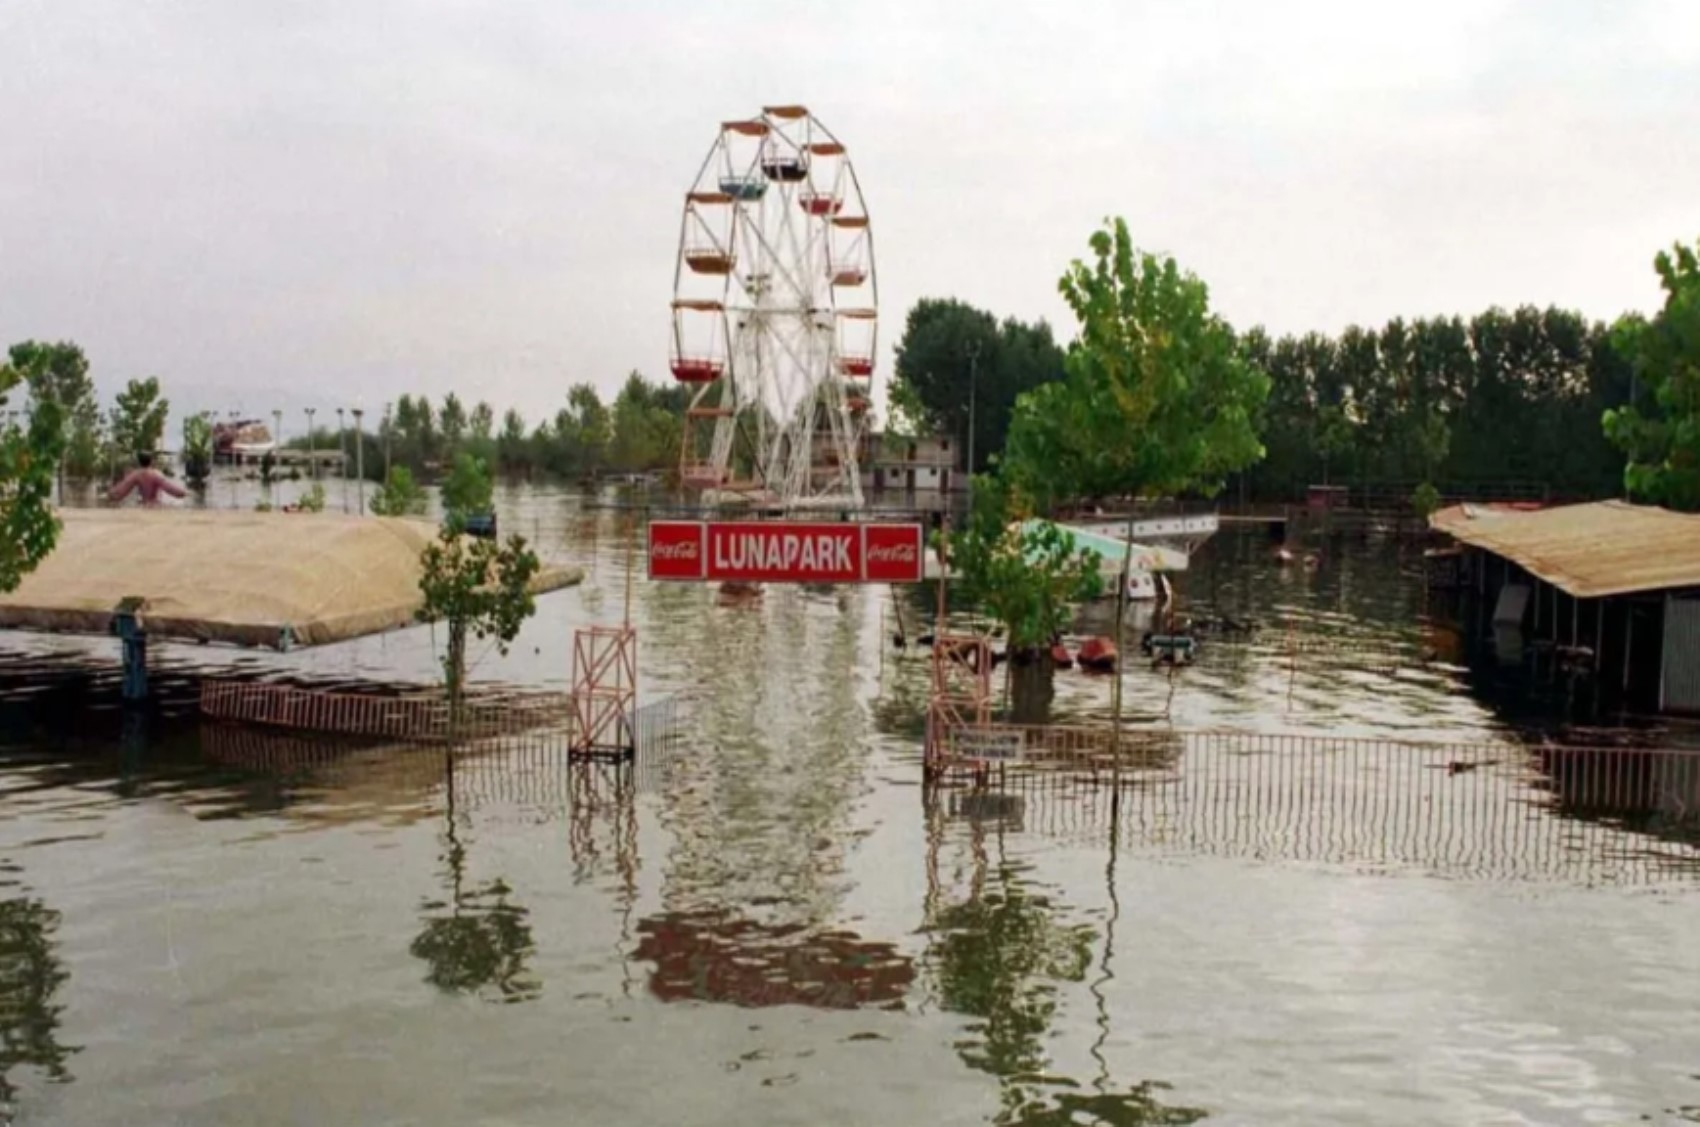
top-left (670, 104), bottom-right (877, 510)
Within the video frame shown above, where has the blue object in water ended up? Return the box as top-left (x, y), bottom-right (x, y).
top-left (113, 605), bottom-right (148, 702)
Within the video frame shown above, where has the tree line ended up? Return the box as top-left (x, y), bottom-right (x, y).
top-left (1240, 308), bottom-right (1633, 504)
top-left (299, 370), bottom-right (690, 485)
top-left (890, 251), bottom-right (1700, 510)
top-left (0, 340), bottom-right (693, 489)
top-left (918, 222), bottom-right (1700, 655)
top-left (5, 341), bottom-right (173, 483)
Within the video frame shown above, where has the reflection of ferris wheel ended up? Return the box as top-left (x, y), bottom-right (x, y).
top-left (670, 104), bottom-right (877, 510)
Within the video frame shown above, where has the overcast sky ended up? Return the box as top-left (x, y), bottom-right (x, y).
top-left (4, 0), bottom-right (1698, 430)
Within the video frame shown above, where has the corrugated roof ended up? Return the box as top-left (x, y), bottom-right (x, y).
top-left (1429, 500), bottom-right (1700, 599)
top-left (0, 509), bottom-right (583, 649)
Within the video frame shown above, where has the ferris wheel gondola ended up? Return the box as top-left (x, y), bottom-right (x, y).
top-left (670, 105), bottom-right (877, 509)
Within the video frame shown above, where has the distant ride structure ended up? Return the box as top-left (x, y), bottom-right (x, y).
top-left (670, 104), bottom-right (877, 511)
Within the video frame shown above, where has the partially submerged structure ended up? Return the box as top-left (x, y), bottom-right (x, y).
top-left (0, 509), bottom-right (584, 697)
top-left (918, 517), bottom-right (1196, 600)
top-left (1019, 519), bottom-right (1189, 600)
top-left (1429, 500), bottom-right (1700, 714)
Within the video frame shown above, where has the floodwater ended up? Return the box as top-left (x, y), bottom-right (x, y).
top-left (5, 481), bottom-right (1700, 1125)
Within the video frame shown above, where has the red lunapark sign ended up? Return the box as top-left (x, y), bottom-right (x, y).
top-left (648, 520), bottom-right (924, 583)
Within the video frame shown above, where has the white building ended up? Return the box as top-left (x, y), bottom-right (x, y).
top-left (860, 433), bottom-right (959, 495)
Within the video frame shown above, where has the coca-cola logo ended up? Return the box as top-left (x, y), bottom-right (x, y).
top-left (867, 541), bottom-right (917, 563)
top-left (651, 540), bottom-right (700, 560)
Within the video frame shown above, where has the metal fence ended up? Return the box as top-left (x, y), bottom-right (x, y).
top-left (199, 679), bottom-right (572, 742)
top-left (195, 699), bottom-right (685, 811)
top-left (926, 725), bottom-right (1700, 884)
top-left (199, 678), bottom-right (685, 759)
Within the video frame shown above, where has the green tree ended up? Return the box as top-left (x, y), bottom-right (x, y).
top-left (1604, 237), bottom-right (1700, 509)
top-left (1411, 481), bottom-right (1442, 519)
top-left (462, 401), bottom-right (498, 472)
top-left (181, 411), bottom-right (214, 490)
top-left (9, 341), bottom-right (99, 479)
top-left (1245, 307), bottom-right (1625, 505)
top-left (469, 401), bottom-right (495, 441)
top-left (294, 482), bottom-right (327, 513)
top-left (392, 394), bottom-right (439, 470)
top-left (892, 298), bottom-right (1066, 474)
top-left (608, 371), bottom-right (683, 473)
top-left (1315, 404), bottom-right (1355, 487)
top-left (947, 476), bottom-right (1102, 653)
top-left (108, 377), bottom-right (170, 463)
top-left (416, 526), bottom-right (540, 721)
top-left (564, 383), bottom-right (612, 474)
top-left (496, 408), bottom-right (529, 475)
top-left (369, 465), bottom-right (427, 517)
top-left (439, 393), bottom-right (468, 455)
top-left (440, 451), bottom-right (493, 529)
top-left (0, 360), bottom-right (66, 594)
top-left (1002, 218), bottom-right (1269, 508)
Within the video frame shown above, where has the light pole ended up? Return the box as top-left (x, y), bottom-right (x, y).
top-left (337, 407), bottom-right (348, 512)
top-left (382, 403), bottom-right (392, 480)
top-left (305, 407), bottom-right (317, 481)
top-left (964, 339), bottom-right (982, 489)
top-left (352, 408), bottom-right (366, 513)
top-left (229, 410), bottom-right (240, 507)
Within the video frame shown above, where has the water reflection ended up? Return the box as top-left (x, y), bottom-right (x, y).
top-left (652, 582), bottom-right (870, 926)
top-left (632, 911), bottom-right (913, 1009)
top-left (920, 817), bottom-right (1207, 1126)
top-left (0, 886), bottom-right (78, 1113)
top-left (410, 755), bottom-right (539, 1003)
top-left (925, 863), bottom-right (1093, 1080)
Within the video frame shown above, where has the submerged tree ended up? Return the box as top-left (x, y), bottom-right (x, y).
top-left (608, 371), bottom-right (685, 474)
top-left (108, 377), bottom-right (170, 464)
top-left (1003, 218), bottom-right (1269, 508)
top-left (947, 476), bottom-right (1102, 655)
top-left (1603, 236), bottom-right (1700, 509)
top-left (369, 465), bottom-right (427, 517)
top-left (416, 526), bottom-right (540, 721)
top-left (8, 341), bottom-right (98, 480)
top-left (0, 359), bottom-right (65, 595)
top-left (181, 411), bottom-right (214, 490)
top-left (440, 451), bottom-right (494, 529)
top-left (438, 392), bottom-right (468, 456)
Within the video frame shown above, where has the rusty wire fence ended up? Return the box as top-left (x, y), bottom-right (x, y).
top-left (195, 700), bottom-right (685, 819)
top-left (927, 726), bottom-right (1700, 884)
top-left (199, 679), bottom-right (571, 742)
top-left (198, 678), bottom-right (684, 755)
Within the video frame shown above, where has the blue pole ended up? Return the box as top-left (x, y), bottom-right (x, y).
top-left (115, 607), bottom-right (148, 703)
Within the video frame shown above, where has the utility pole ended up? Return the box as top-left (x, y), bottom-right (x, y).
top-left (305, 407), bottom-right (317, 480)
top-left (382, 402), bottom-right (393, 480)
top-left (352, 408), bottom-right (366, 513)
